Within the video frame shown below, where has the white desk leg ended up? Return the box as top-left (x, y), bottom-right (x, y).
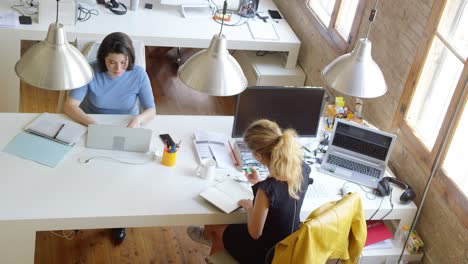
top-left (0, 222), bottom-right (36, 264)
top-left (0, 32), bottom-right (21, 112)
top-left (284, 46), bottom-right (300, 69)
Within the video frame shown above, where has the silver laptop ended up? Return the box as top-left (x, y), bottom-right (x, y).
top-left (320, 119), bottom-right (396, 188)
top-left (86, 124), bottom-right (153, 153)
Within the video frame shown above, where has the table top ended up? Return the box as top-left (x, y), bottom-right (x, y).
top-left (1, 0), bottom-right (300, 50)
top-left (0, 113), bottom-right (416, 231)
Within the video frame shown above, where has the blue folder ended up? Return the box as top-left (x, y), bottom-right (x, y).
top-left (3, 132), bottom-right (73, 167)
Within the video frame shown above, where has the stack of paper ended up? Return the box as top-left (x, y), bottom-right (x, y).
top-left (0, 11), bottom-right (19, 28)
top-left (193, 130), bottom-right (235, 169)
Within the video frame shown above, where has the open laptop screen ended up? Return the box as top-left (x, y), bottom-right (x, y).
top-left (232, 86), bottom-right (325, 138)
top-left (332, 121), bottom-right (394, 161)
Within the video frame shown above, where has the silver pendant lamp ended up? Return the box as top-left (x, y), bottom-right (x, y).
top-left (15, 0), bottom-right (93, 90)
top-left (178, 0), bottom-right (247, 96)
top-left (321, 0), bottom-right (386, 98)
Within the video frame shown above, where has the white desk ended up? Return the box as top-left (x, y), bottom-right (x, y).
top-left (0, 0), bottom-right (301, 112)
top-left (0, 114), bottom-right (417, 263)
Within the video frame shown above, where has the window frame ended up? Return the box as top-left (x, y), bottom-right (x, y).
top-left (305, 0), bottom-right (367, 53)
top-left (393, 0), bottom-right (468, 226)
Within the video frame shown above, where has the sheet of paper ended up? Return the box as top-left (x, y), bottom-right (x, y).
top-left (209, 143), bottom-right (234, 169)
top-left (193, 130), bottom-right (237, 170)
top-left (247, 21), bottom-right (279, 40)
top-left (193, 139), bottom-right (215, 162)
top-left (0, 11), bottom-right (18, 28)
top-left (3, 132), bottom-right (73, 167)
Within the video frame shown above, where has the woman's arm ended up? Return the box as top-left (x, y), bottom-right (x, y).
top-left (127, 107), bottom-right (156, 128)
top-left (238, 189), bottom-right (269, 239)
top-left (63, 97), bottom-right (97, 126)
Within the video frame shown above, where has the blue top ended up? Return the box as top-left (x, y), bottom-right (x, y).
top-left (69, 62), bottom-right (155, 115)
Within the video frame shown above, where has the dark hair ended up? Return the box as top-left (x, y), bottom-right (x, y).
top-left (97, 32), bottom-right (135, 72)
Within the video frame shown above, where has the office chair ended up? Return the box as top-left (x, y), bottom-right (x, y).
top-left (206, 192), bottom-right (367, 264)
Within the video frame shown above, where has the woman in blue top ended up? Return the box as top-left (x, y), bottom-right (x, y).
top-left (64, 32), bottom-right (156, 128)
top-left (188, 119), bottom-right (311, 263)
top-left (64, 32), bottom-right (155, 243)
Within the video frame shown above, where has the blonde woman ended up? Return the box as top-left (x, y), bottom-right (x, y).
top-left (188, 119), bottom-right (311, 263)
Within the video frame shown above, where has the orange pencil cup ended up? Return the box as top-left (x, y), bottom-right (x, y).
top-left (161, 149), bottom-right (177, 167)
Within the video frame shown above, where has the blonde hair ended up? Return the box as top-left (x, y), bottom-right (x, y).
top-left (243, 119), bottom-right (303, 199)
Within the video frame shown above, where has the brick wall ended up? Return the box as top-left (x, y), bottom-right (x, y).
top-left (273, 0), bottom-right (467, 263)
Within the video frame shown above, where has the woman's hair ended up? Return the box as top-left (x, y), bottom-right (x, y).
top-left (243, 119), bottom-right (303, 199)
top-left (97, 32), bottom-right (135, 72)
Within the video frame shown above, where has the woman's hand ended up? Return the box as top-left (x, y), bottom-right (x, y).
top-left (127, 116), bottom-right (142, 128)
top-left (245, 167), bottom-right (261, 184)
top-left (238, 199), bottom-right (253, 210)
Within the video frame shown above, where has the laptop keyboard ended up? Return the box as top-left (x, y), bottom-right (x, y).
top-left (328, 154), bottom-right (381, 178)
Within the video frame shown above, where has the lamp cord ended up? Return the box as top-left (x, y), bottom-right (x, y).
top-left (55, 0), bottom-right (59, 23)
top-left (219, 0), bottom-right (228, 37)
top-left (365, 0), bottom-right (380, 39)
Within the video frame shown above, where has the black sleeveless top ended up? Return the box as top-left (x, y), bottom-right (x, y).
top-left (222, 162), bottom-right (311, 264)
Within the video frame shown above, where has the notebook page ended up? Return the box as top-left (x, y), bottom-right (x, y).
top-left (247, 21), bottom-right (279, 40)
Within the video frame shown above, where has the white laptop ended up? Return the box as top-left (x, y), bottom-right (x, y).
top-left (86, 124), bottom-right (153, 153)
top-left (320, 119), bottom-right (397, 189)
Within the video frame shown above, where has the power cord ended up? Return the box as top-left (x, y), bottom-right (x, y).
top-left (77, 4), bottom-right (99, 22)
top-left (50, 230), bottom-right (77, 240)
top-left (79, 149), bottom-right (159, 164)
top-left (379, 187), bottom-right (394, 220)
top-left (368, 187), bottom-right (390, 220)
top-left (10, 0), bottom-right (38, 16)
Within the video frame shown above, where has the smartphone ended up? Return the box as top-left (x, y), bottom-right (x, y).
top-left (268, 10), bottom-right (282, 19)
top-left (159, 134), bottom-right (175, 146)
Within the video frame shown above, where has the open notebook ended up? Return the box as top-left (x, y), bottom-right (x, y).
top-left (200, 180), bottom-right (253, 213)
top-left (25, 113), bottom-right (87, 146)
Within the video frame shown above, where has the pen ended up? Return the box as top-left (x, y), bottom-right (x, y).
top-left (53, 123), bottom-right (65, 139)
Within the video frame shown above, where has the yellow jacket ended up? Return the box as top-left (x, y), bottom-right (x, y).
top-left (272, 192), bottom-right (367, 264)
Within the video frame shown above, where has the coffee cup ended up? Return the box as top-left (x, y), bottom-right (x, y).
top-left (195, 159), bottom-right (216, 181)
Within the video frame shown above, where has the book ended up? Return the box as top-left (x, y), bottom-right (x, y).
top-left (24, 113), bottom-right (87, 146)
top-left (200, 179), bottom-right (254, 213)
top-left (365, 220), bottom-right (393, 246)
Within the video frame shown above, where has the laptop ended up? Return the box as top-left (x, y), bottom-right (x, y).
top-left (86, 124), bottom-right (153, 153)
top-left (320, 119), bottom-right (397, 189)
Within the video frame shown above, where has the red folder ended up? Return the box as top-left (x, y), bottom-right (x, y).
top-left (365, 220), bottom-right (393, 246)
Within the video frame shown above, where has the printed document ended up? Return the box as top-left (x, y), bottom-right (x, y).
top-left (193, 130), bottom-right (235, 169)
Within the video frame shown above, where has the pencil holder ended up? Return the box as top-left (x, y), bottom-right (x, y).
top-left (161, 149), bottom-right (177, 167)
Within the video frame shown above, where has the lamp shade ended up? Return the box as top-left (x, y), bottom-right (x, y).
top-left (178, 34), bottom-right (247, 96)
top-left (15, 23), bottom-right (93, 90)
top-left (321, 38), bottom-right (387, 98)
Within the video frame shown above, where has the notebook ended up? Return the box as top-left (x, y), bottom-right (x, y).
top-left (25, 112), bottom-right (87, 146)
top-left (320, 119), bottom-right (396, 189)
top-left (200, 179), bottom-right (254, 213)
top-left (86, 124), bottom-right (153, 153)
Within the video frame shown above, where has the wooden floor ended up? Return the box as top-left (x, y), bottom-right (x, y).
top-left (20, 46), bottom-right (237, 264)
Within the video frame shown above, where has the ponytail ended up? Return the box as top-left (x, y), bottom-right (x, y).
top-left (244, 119), bottom-right (304, 199)
top-left (270, 130), bottom-right (303, 199)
